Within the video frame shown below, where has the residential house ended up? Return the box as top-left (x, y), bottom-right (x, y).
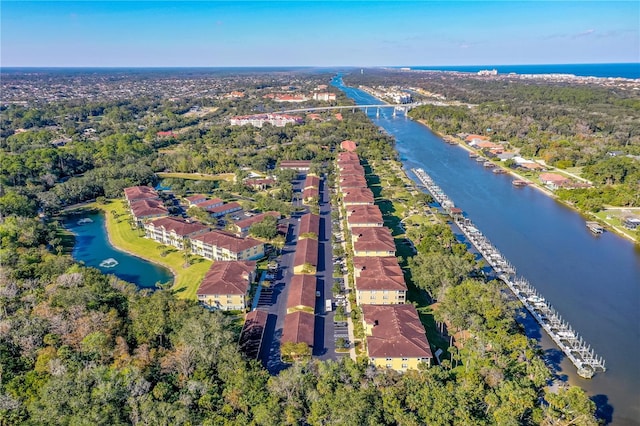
top-left (208, 202), bottom-right (242, 218)
top-left (184, 194), bottom-right (209, 206)
top-left (233, 211), bottom-right (281, 234)
top-left (124, 186), bottom-right (159, 205)
top-left (346, 205), bottom-right (384, 229)
top-left (190, 230), bottom-right (265, 261)
top-left (342, 188), bottom-right (375, 206)
top-left (313, 92), bottom-right (337, 101)
top-left (286, 275), bottom-right (317, 313)
top-left (129, 199), bottom-right (168, 223)
top-left (293, 238), bottom-right (318, 275)
top-left (279, 160), bottom-right (311, 171)
top-left (281, 311), bottom-right (315, 348)
top-left (144, 217), bottom-right (209, 249)
top-left (197, 261), bottom-right (256, 311)
top-left (353, 257), bottom-right (407, 305)
top-left (351, 227), bottom-right (396, 256)
top-left (298, 213), bottom-right (320, 240)
top-left (539, 173), bottom-right (570, 190)
top-left (239, 310), bottom-right (268, 359)
top-left (362, 304), bottom-right (433, 372)
top-left (340, 140), bottom-right (357, 152)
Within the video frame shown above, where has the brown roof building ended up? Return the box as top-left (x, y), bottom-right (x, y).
top-left (353, 256), bottom-right (407, 305)
top-left (144, 217), bottom-right (209, 249)
top-left (286, 275), bottom-right (317, 312)
top-left (346, 205), bottom-right (384, 228)
top-left (304, 175), bottom-right (320, 189)
top-left (338, 152), bottom-right (359, 162)
top-left (124, 186), bottom-right (159, 204)
top-left (298, 213), bottom-right (320, 239)
top-left (184, 194), bottom-right (209, 206)
top-left (129, 199), bottom-right (168, 221)
top-left (279, 160), bottom-right (312, 171)
top-left (190, 230), bottom-right (265, 261)
top-left (197, 261), bottom-right (256, 311)
top-left (338, 163), bottom-right (365, 175)
top-left (362, 304), bottom-right (433, 371)
top-left (198, 198), bottom-right (224, 210)
top-left (233, 211), bottom-right (280, 234)
top-left (340, 140), bottom-right (357, 152)
top-left (293, 238), bottom-right (318, 275)
top-left (351, 227), bottom-right (396, 256)
top-left (239, 309), bottom-right (268, 359)
top-left (302, 187), bottom-right (320, 203)
top-left (208, 202), bottom-right (242, 218)
top-left (339, 175), bottom-right (368, 190)
top-left (281, 311), bottom-right (315, 347)
top-left (342, 188), bottom-right (375, 206)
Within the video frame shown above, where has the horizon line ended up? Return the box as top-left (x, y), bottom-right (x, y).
top-left (2, 62), bottom-right (639, 70)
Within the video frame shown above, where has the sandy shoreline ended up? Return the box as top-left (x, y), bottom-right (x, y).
top-left (413, 119), bottom-right (638, 244)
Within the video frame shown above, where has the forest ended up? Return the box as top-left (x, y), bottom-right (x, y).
top-left (0, 70), bottom-right (599, 425)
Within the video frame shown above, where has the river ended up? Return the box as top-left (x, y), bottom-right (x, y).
top-left (64, 211), bottom-right (174, 289)
top-left (333, 76), bottom-right (640, 425)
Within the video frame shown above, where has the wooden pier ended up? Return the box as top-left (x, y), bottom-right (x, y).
top-left (411, 168), bottom-right (606, 378)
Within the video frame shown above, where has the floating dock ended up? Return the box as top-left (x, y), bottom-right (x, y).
top-left (411, 167), bottom-right (606, 378)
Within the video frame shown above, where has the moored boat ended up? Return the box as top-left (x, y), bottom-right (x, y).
top-left (492, 168), bottom-right (506, 174)
top-left (469, 152), bottom-right (478, 159)
top-left (512, 180), bottom-right (529, 187)
top-left (586, 221), bottom-right (604, 234)
top-left (483, 161), bottom-right (495, 168)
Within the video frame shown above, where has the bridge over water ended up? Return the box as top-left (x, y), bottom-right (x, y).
top-left (278, 102), bottom-right (429, 117)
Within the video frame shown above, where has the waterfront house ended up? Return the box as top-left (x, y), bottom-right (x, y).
top-left (353, 257), bottom-right (407, 305)
top-left (124, 186), bottom-right (159, 205)
top-left (144, 217), bottom-right (209, 249)
top-left (190, 230), bottom-right (265, 261)
top-left (351, 227), bottom-right (396, 256)
top-left (129, 199), bottom-right (168, 223)
top-left (623, 216), bottom-right (640, 230)
top-left (539, 173), bottom-right (570, 190)
top-left (197, 261), bottom-right (256, 311)
top-left (362, 304), bottom-right (433, 372)
top-left (286, 275), bottom-right (317, 313)
top-left (281, 311), bottom-right (315, 348)
top-left (293, 238), bottom-right (318, 275)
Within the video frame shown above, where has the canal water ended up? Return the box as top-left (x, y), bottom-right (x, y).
top-left (64, 211), bottom-right (173, 289)
top-left (333, 76), bottom-right (640, 425)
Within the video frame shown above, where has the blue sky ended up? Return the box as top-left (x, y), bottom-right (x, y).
top-left (1, 1), bottom-right (638, 67)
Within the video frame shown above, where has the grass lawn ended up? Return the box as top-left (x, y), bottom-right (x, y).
top-left (157, 172), bottom-right (235, 182)
top-left (90, 200), bottom-right (212, 300)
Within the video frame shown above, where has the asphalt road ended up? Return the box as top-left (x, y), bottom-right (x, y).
top-left (258, 173), bottom-right (341, 372)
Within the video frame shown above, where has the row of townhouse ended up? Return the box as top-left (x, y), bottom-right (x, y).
top-left (124, 186), bottom-right (168, 223)
top-left (302, 174), bottom-right (320, 204)
top-left (281, 213), bottom-right (321, 350)
top-left (185, 194), bottom-right (243, 218)
top-left (196, 260), bottom-right (257, 311)
top-left (142, 216), bottom-right (266, 262)
top-left (336, 149), bottom-right (433, 371)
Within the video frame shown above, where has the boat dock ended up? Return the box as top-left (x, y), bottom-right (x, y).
top-left (411, 167), bottom-right (606, 378)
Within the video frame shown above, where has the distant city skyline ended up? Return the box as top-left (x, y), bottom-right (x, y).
top-left (1, 1), bottom-right (638, 67)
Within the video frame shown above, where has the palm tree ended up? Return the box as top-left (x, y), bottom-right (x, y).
top-left (182, 237), bottom-right (192, 268)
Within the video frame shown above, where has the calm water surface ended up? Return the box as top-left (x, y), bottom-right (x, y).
top-left (334, 76), bottom-right (640, 425)
top-left (64, 211), bottom-right (173, 289)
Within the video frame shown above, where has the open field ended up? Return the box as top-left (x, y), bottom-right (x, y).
top-left (157, 172), bottom-right (235, 182)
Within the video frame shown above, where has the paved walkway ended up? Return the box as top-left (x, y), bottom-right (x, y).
top-left (251, 271), bottom-right (267, 310)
